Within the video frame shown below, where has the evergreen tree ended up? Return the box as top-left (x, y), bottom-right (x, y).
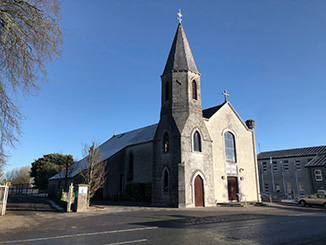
top-left (30, 154), bottom-right (74, 191)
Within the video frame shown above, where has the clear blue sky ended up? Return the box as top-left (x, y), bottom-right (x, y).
top-left (4, 0), bottom-right (326, 172)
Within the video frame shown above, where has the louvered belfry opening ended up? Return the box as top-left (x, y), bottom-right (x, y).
top-left (165, 82), bottom-right (169, 101)
top-left (163, 132), bottom-right (169, 152)
top-left (192, 80), bottom-right (197, 100)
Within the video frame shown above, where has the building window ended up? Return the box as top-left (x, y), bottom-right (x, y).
top-left (163, 132), bottom-right (169, 153)
top-left (165, 82), bottom-right (169, 101)
top-left (272, 161), bottom-right (278, 172)
top-left (262, 162), bottom-right (267, 172)
top-left (284, 160), bottom-right (289, 172)
top-left (295, 160), bottom-right (301, 171)
top-left (224, 132), bottom-right (236, 162)
top-left (163, 169), bottom-right (169, 192)
top-left (264, 183), bottom-right (269, 194)
top-left (127, 153), bottom-right (134, 182)
top-left (286, 183), bottom-right (292, 194)
top-left (192, 80), bottom-right (197, 100)
top-left (193, 131), bottom-right (202, 152)
top-left (315, 170), bottom-right (323, 181)
top-left (299, 183), bottom-right (305, 194)
top-left (119, 174), bottom-right (125, 192)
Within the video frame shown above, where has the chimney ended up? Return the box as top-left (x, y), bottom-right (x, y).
top-left (246, 119), bottom-right (255, 130)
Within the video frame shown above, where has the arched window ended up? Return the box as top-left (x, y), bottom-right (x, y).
top-left (127, 153), bottom-right (134, 181)
top-left (163, 169), bottom-right (169, 192)
top-left (224, 132), bottom-right (236, 162)
top-left (192, 80), bottom-right (197, 100)
top-left (193, 131), bottom-right (202, 152)
top-left (163, 132), bottom-right (169, 152)
top-left (165, 82), bottom-right (169, 101)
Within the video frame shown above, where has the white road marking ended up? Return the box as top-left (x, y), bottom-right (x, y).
top-left (0, 227), bottom-right (158, 244)
top-left (289, 213), bottom-right (319, 216)
top-left (105, 239), bottom-right (147, 245)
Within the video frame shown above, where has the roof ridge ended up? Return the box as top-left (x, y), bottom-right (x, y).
top-left (258, 145), bottom-right (326, 160)
top-left (259, 145), bottom-right (326, 154)
top-left (114, 123), bottom-right (158, 137)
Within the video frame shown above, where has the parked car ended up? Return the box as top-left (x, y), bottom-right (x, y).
top-left (298, 194), bottom-right (326, 208)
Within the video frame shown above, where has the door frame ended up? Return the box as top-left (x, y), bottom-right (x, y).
top-left (227, 176), bottom-right (239, 202)
top-left (191, 171), bottom-right (206, 207)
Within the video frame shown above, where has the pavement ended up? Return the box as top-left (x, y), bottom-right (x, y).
top-left (1, 195), bottom-right (326, 244)
top-left (1, 196), bottom-right (325, 233)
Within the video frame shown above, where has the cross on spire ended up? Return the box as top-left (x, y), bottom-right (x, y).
top-left (177, 9), bottom-right (183, 23)
top-left (222, 90), bottom-right (229, 102)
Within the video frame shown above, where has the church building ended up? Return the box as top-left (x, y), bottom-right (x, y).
top-left (49, 21), bottom-right (261, 208)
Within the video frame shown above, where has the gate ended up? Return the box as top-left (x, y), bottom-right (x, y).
top-left (0, 184), bottom-right (9, 216)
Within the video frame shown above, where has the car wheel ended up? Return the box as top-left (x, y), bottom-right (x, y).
top-left (300, 200), bottom-right (306, 207)
top-left (323, 202), bottom-right (326, 209)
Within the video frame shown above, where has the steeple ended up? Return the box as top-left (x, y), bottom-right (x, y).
top-left (162, 23), bottom-right (199, 75)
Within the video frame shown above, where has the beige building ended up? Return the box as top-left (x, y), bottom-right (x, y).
top-left (49, 22), bottom-right (260, 207)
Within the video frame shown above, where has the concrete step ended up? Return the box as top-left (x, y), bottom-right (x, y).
top-left (252, 202), bottom-right (267, 206)
top-left (216, 202), bottom-right (244, 207)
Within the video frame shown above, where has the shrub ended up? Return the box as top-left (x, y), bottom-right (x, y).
top-left (125, 183), bottom-right (152, 203)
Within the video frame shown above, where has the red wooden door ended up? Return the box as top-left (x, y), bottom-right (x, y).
top-left (227, 177), bottom-right (239, 201)
top-left (194, 175), bottom-right (204, 207)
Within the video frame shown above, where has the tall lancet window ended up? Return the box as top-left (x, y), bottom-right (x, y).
top-left (163, 132), bottom-right (169, 152)
top-left (128, 153), bottom-right (134, 181)
top-left (165, 82), bottom-right (169, 101)
top-left (224, 132), bottom-right (236, 162)
top-left (193, 131), bottom-right (202, 152)
top-left (163, 168), bottom-right (169, 192)
top-left (192, 80), bottom-right (197, 100)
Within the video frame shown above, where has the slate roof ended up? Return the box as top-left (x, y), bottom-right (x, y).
top-left (257, 146), bottom-right (326, 160)
top-left (305, 154), bottom-right (326, 167)
top-left (202, 103), bottom-right (225, 119)
top-left (50, 101), bottom-right (227, 181)
top-left (49, 124), bottom-right (158, 180)
top-left (163, 23), bottom-right (199, 75)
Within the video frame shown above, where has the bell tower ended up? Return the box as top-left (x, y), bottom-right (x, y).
top-left (160, 22), bottom-right (202, 120)
top-left (152, 20), bottom-right (214, 208)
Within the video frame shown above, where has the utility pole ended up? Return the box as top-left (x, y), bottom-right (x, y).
top-left (270, 157), bottom-right (275, 192)
top-left (64, 156), bottom-right (69, 191)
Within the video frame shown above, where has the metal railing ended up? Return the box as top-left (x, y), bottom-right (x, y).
top-left (8, 183), bottom-right (48, 197)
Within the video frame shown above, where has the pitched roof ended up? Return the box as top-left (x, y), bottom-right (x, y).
top-left (162, 23), bottom-right (199, 75)
top-left (257, 145), bottom-right (326, 160)
top-left (202, 103), bottom-right (225, 119)
top-left (305, 154), bottom-right (326, 167)
top-left (49, 124), bottom-right (158, 180)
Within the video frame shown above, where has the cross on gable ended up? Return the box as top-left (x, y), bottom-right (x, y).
top-left (222, 90), bottom-right (229, 102)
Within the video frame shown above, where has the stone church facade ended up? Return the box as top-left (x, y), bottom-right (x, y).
top-left (49, 23), bottom-right (260, 207)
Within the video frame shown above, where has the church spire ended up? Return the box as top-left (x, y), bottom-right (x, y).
top-left (162, 23), bottom-right (199, 75)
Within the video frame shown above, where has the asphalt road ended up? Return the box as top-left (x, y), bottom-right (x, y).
top-left (1, 196), bottom-right (326, 244)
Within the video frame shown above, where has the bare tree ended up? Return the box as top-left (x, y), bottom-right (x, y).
top-left (0, 0), bottom-right (63, 167)
top-left (81, 142), bottom-right (107, 205)
top-left (5, 165), bottom-right (31, 185)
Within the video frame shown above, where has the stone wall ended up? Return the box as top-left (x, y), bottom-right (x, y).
top-left (103, 142), bottom-right (153, 199)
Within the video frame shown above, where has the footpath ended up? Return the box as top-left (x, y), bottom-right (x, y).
top-left (1, 195), bottom-right (324, 236)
